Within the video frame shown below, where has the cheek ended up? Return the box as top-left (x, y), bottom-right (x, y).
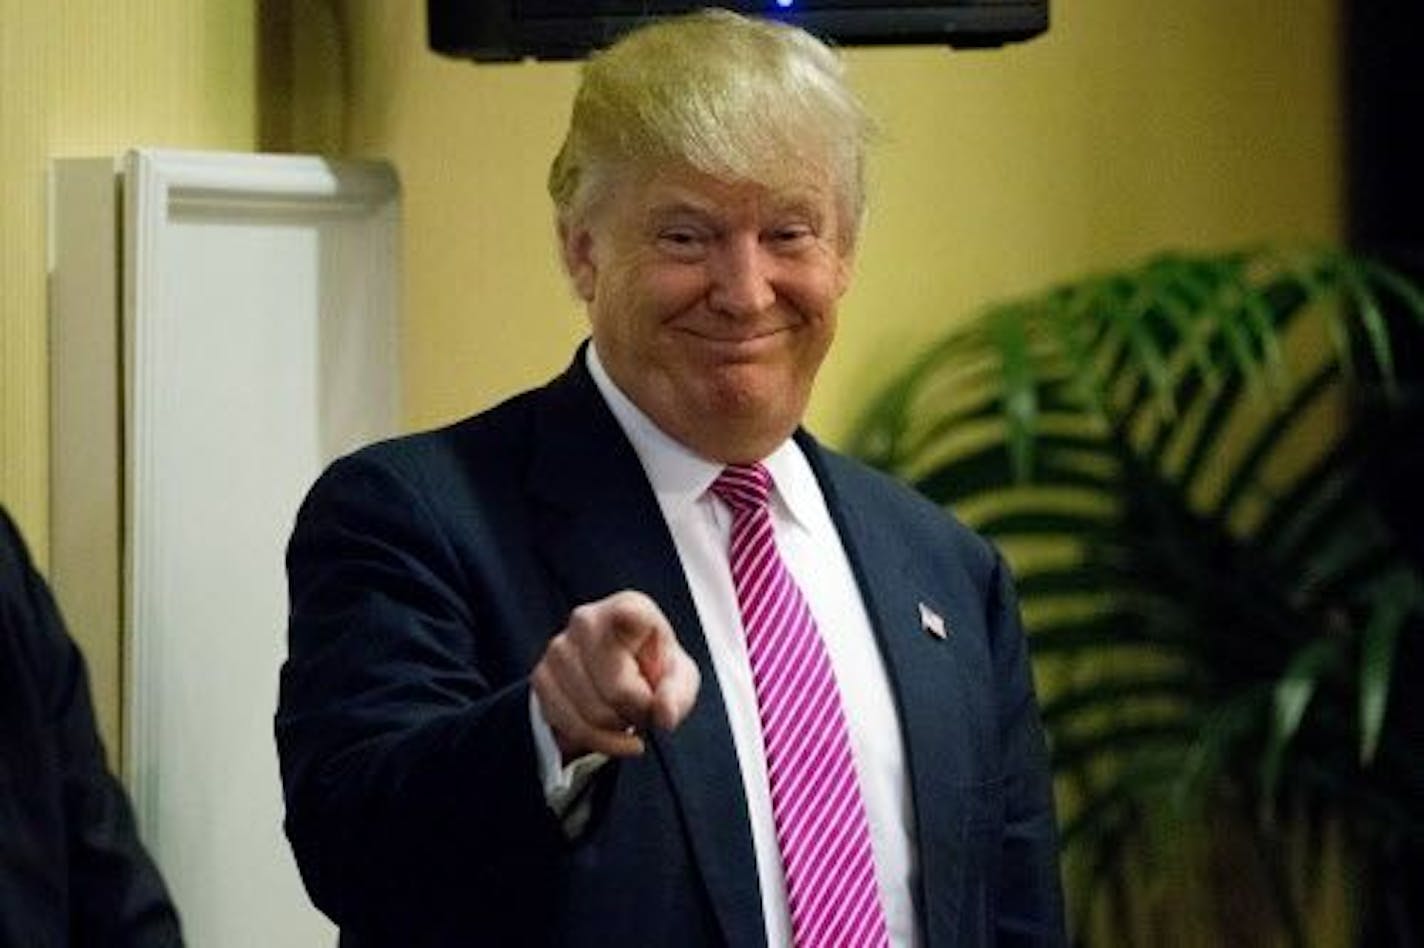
top-left (789, 246), bottom-right (852, 311)
top-left (634, 268), bottom-right (708, 329)
top-left (786, 268), bottom-right (848, 327)
top-left (593, 266), bottom-right (700, 352)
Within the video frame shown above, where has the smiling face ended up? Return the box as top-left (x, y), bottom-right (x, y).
top-left (562, 166), bottom-right (854, 463)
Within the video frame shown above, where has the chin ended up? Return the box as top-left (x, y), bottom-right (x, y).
top-left (701, 372), bottom-right (785, 417)
top-left (701, 385), bottom-right (805, 450)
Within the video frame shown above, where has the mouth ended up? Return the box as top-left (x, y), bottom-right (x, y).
top-left (677, 326), bottom-right (794, 350)
top-left (676, 328), bottom-right (794, 364)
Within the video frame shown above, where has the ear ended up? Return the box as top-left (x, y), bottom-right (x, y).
top-left (558, 219), bottom-right (598, 302)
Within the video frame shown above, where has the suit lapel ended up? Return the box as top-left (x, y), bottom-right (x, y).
top-left (527, 354), bottom-right (765, 947)
top-left (799, 433), bottom-right (978, 948)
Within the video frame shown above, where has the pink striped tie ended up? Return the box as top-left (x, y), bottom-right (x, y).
top-left (711, 464), bottom-right (890, 948)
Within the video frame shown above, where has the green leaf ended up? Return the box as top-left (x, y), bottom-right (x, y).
top-left (1359, 571), bottom-right (1421, 765)
top-left (1050, 720), bottom-right (1197, 773)
top-left (1212, 361), bottom-right (1340, 526)
top-left (1175, 370), bottom-right (1246, 491)
top-left (1300, 521), bottom-right (1395, 605)
top-left (974, 508), bottom-right (1114, 539)
top-left (1173, 689), bottom-right (1271, 812)
top-left (1049, 284), bottom-right (1111, 416)
top-left (1255, 430), bottom-right (1368, 572)
top-left (1058, 760), bottom-right (1175, 849)
top-left (991, 304), bottom-right (1039, 482)
top-left (1236, 275), bottom-right (1288, 381)
top-left (1335, 255), bottom-right (1399, 398)
top-left (1026, 613), bottom-right (1160, 655)
top-left (1205, 278), bottom-right (1266, 396)
top-left (847, 244), bottom-right (1424, 908)
top-left (1259, 637), bottom-right (1346, 819)
top-left (1113, 281), bottom-right (1179, 423)
top-left (1148, 263), bottom-right (1222, 394)
top-left (910, 433), bottom-right (1113, 506)
top-left (1039, 672), bottom-right (1199, 727)
top-left (1017, 566), bottom-right (1120, 600)
top-left (1360, 257), bottom-right (1424, 327)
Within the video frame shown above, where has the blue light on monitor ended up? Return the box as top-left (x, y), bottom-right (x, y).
top-left (775, 0), bottom-right (793, 7)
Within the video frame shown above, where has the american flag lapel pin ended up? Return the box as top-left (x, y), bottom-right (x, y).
top-left (918, 601), bottom-right (948, 640)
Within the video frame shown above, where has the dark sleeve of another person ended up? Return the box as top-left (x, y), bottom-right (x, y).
top-left (0, 508), bottom-right (184, 947)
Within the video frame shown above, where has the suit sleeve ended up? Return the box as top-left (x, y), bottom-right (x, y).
top-left (275, 453), bottom-right (566, 928)
top-left (0, 509), bottom-right (184, 948)
top-left (57, 627), bottom-right (187, 947)
top-left (986, 550), bottom-right (1068, 946)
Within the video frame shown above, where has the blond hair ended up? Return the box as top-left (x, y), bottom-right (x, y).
top-left (548, 9), bottom-right (874, 245)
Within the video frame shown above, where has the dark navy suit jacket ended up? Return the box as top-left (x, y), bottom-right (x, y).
top-left (276, 350), bottom-right (1065, 947)
top-left (0, 507), bottom-right (184, 947)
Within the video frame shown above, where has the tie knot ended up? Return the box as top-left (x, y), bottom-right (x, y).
top-left (711, 463), bottom-right (772, 514)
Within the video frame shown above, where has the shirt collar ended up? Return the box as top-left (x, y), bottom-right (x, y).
top-left (585, 343), bottom-right (819, 531)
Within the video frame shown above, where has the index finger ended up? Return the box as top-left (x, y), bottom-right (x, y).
top-left (603, 590), bottom-right (670, 653)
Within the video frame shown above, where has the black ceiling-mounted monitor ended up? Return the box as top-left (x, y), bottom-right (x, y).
top-left (428, 1), bottom-right (1049, 63)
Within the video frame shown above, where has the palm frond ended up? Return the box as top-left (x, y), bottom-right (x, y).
top-left (850, 245), bottom-right (1424, 944)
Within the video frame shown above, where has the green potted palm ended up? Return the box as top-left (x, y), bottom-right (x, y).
top-left (849, 246), bottom-right (1424, 946)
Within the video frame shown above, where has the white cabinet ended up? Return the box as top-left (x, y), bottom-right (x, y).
top-left (50, 149), bottom-right (401, 948)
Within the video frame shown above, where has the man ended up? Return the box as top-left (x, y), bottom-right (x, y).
top-left (0, 506), bottom-right (185, 947)
top-left (277, 10), bottom-right (1065, 947)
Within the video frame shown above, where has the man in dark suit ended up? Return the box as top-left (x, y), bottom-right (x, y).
top-left (0, 506), bottom-right (185, 947)
top-left (277, 9), bottom-right (1065, 946)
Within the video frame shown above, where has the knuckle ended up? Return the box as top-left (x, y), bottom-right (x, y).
top-left (544, 633), bottom-right (576, 666)
top-left (567, 603), bottom-right (599, 633)
top-left (605, 680), bottom-right (646, 714)
top-left (591, 705), bottom-right (628, 731)
top-left (558, 718), bottom-right (591, 745)
top-left (609, 589), bottom-right (656, 621)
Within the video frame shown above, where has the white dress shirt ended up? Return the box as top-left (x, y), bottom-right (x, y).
top-left (530, 344), bottom-right (920, 947)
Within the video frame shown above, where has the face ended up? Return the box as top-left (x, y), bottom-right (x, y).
top-left (562, 166), bottom-right (854, 464)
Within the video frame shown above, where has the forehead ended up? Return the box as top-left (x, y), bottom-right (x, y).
top-left (619, 165), bottom-right (840, 224)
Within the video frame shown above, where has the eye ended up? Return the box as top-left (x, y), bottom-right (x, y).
top-left (656, 227), bottom-right (709, 260)
top-left (766, 224), bottom-right (816, 253)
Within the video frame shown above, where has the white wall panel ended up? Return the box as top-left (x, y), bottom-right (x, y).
top-left (51, 149), bottom-right (400, 948)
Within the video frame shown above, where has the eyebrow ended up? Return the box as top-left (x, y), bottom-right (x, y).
top-left (767, 197), bottom-right (826, 222)
top-left (644, 195), bottom-right (828, 229)
top-left (647, 201), bottom-right (718, 223)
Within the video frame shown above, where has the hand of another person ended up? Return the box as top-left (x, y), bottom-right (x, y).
top-left (531, 590), bottom-right (701, 762)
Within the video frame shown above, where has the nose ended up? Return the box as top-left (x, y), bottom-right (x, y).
top-left (707, 234), bottom-right (776, 318)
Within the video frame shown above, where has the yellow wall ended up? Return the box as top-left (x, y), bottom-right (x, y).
top-left (0, 0), bottom-right (1341, 795)
top-left (1, 0), bottom-right (258, 552)
top-left (0, 0), bottom-right (259, 745)
top-left (0, 0), bottom-right (1345, 936)
top-left (329, 0), bottom-right (1341, 445)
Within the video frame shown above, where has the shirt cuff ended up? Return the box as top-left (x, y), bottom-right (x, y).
top-left (528, 688), bottom-right (608, 836)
